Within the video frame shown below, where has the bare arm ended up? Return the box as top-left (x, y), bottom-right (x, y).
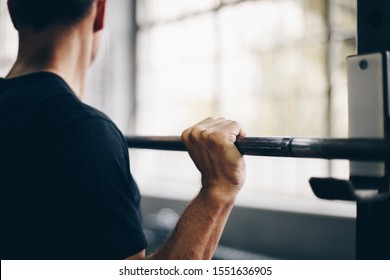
top-left (127, 118), bottom-right (246, 260)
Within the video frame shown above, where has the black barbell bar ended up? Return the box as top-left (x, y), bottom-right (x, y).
top-left (126, 136), bottom-right (390, 161)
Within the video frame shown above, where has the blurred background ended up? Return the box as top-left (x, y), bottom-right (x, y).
top-left (0, 0), bottom-right (358, 259)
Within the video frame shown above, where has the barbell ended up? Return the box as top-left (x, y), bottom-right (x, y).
top-left (126, 136), bottom-right (390, 161)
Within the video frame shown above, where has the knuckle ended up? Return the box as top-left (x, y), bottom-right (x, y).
top-left (199, 128), bottom-right (211, 140)
top-left (191, 126), bottom-right (203, 137)
top-left (231, 120), bottom-right (239, 126)
top-left (230, 120), bottom-right (240, 129)
top-left (208, 131), bottom-right (224, 144)
top-left (181, 128), bottom-right (190, 137)
top-left (181, 128), bottom-right (191, 142)
top-left (186, 126), bottom-right (204, 144)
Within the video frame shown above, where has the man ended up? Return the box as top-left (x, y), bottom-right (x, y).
top-left (0, 0), bottom-right (246, 259)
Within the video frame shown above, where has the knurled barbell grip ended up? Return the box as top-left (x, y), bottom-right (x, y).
top-left (125, 136), bottom-right (390, 161)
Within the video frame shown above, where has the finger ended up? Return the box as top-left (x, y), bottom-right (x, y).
top-left (184, 118), bottom-right (228, 149)
top-left (193, 117), bottom-right (225, 126)
top-left (198, 120), bottom-right (244, 146)
top-left (181, 118), bottom-right (223, 143)
top-left (190, 117), bottom-right (227, 132)
top-left (219, 120), bottom-right (245, 143)
top-left (238, 128), bottom-right (247, 138)
top-left (183, 118), bottom-right (245, 154)
top-left (184, 128), bottom-right (215, 175)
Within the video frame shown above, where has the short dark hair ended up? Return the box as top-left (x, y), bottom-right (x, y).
top-left (8, 0), bottom-right (96, 31)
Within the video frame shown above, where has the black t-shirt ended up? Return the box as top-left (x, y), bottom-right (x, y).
top-left (0, 72), bottom-right (147, 259)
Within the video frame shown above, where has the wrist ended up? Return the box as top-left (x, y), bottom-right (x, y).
top-left (199, 180), bottom-right (240, 206)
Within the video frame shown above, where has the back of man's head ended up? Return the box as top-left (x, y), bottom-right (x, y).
top-left (8, 0), bottom-right (96, 31)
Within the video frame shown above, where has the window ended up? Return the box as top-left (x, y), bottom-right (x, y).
top-left (131, 0), bottom-right (357, 216)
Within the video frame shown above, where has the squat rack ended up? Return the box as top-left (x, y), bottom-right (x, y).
top-left (355, 0), bottom-right (390, 260)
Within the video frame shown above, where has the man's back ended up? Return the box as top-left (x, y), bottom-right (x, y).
top-left (0, 72), bottom-right (147, 259)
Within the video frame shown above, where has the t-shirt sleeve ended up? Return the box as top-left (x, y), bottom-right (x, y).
top-left (50, 116), bottom-right (147, 259)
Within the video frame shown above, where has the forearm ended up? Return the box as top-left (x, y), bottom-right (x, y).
top-left (145, 118), bottom-right (245, 260)
top-left (147, 188), bottom-right (237, 260)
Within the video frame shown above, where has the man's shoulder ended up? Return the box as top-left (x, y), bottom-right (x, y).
top-left (7, 72), bottom-right (114, 129)
top-left (1, 71), bottom-right (124, 149)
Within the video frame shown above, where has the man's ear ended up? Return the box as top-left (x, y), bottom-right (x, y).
top-left (7, 0), bottom-right (20, 30)
top-left (94, 0), bottom-right (107, 32)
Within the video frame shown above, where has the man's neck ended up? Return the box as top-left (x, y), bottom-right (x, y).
top-left (7, 25), bottom-right (94, 99)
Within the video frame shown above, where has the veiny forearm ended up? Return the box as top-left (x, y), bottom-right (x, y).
top-left (147, 188), bottom-right (236, 260)
top-left (145, 118), bottom-right (245, 260)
